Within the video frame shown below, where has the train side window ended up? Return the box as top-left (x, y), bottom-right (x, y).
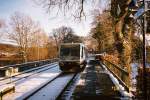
top-left (81, 47), bottom-right (84, 58)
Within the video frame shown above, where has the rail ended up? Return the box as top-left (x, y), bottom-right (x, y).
top-left (103, 59), bottom-right (130, 92)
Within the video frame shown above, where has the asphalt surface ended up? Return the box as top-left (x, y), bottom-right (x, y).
top-left (73, 60), bottom-right (122, 100)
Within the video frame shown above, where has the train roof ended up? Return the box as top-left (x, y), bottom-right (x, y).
top-left (60, 43), bottom-right (84, 46)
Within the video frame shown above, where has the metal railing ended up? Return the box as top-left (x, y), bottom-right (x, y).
top-left (103, 59), bottom-right (129, 92)
top-left (0, 58), bottom-right (58, 77)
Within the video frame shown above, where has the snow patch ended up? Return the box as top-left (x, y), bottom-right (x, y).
top-left (77, 79), bottom-right (85, 86)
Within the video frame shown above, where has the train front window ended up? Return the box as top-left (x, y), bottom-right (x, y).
top-left (60, 48), bottom-right (70, 56)
top-left (71, 47), bottom-right (80, 56)
top-left (60, 45), bottom-right (80, 57)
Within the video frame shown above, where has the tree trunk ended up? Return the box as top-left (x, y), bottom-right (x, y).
top-left (20, 47), bottom-right (28, 63)
top-left (97, 40), bottom-right (103, 52)
top-left (113, 17), bottom-right (131, 87)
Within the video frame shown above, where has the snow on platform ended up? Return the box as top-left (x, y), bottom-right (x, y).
top-left (0, 63), bottom-right (58, 86)
top-left (2, 64), bottom-right (60, 100)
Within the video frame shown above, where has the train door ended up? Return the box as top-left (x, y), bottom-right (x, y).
top-left (80, 44), bottom-right (82, 61)
top-left (80, 44), bottom-right (85, 61)
top-left (82, 46), bottom-right (85, 60)
top-left (80, 45), bottom-right (83, 60)
top-left (81, 45), bottom-right (87, 67)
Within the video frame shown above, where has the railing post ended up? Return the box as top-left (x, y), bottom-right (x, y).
top-left (103, 59), bottom-right (129, 91)
top-left (8, 67), bottom-right (13, 83)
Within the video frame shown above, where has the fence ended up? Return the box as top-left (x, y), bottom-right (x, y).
top-left (0, 58), bottom-right (59, 77)
top-left (103, 59), bottom-right (129, 92)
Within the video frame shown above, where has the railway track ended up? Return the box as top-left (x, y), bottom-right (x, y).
top-left (0, 63), bottom-right (58, 86)
top-left (21, 72), bottom-right (80, 100)
top-left (56, 73), bottom-right (80, 100)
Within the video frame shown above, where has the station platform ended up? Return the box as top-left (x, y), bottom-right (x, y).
top-left (73, 61), bottom-right (132, 100)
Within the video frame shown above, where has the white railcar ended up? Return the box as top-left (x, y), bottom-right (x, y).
top-left (59, 43), bottom-right (87, 72)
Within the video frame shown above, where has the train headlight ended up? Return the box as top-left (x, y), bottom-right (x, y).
top-left (76, 61), bottom-right (80, 65)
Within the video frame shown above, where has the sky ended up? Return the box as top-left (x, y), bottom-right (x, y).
top-left (0, 0), bottom-right (91, 35)
top-left (0, 0), bottom-right (108, 44)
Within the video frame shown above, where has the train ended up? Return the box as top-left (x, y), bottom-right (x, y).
top-left (58, 43), bottom-right (87, 72)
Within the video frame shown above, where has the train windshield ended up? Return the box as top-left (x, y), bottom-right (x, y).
top-left (60, 45), bottom-right (80, 59)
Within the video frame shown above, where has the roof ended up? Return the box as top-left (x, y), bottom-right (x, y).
top-left (60, 43), bottom-right (84, 46)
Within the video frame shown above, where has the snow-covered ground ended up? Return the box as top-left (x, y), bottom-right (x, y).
top-left (131, 63), bottom-right (139, 91)
top-left (27, 74), bottom-right (74, 100)
top-left (130, 63), bottom-right (150, 92)
top-left (2, 64), bottom-right (61, 100)
top-left (0, 63), bottom-right (58, 86)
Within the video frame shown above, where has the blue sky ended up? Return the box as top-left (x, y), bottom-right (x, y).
top-left (1, 0), bottom-right (150, 46)
top-left (0, 0), bottom-right (108, 37)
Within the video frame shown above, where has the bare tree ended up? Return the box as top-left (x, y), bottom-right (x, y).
top-left (91, 10), bottom-right (114, 52)
top-left (8, 12), bottom-right (41, 62)
top-left (62, 32), bottom-right (82, 43)
top-left (82, 35), bottom-right (98, 52)
top-left (34, 0), bottom-right (108, 20)
top-left (29, 29), bottom-right (49, 47)
top-left (51, 26), bottom-right (74, 51)
top-left (46, 37), bottom-right (58, 58)
top-left (28, 29), bottom-right (49, 60)
top-left (35, 0), bottom-right (86, 18)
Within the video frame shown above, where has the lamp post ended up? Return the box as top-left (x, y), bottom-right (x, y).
top-left (142, 0), bottom-right (147, 99)
top-left (130, 0), bottom-right (148, 99)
